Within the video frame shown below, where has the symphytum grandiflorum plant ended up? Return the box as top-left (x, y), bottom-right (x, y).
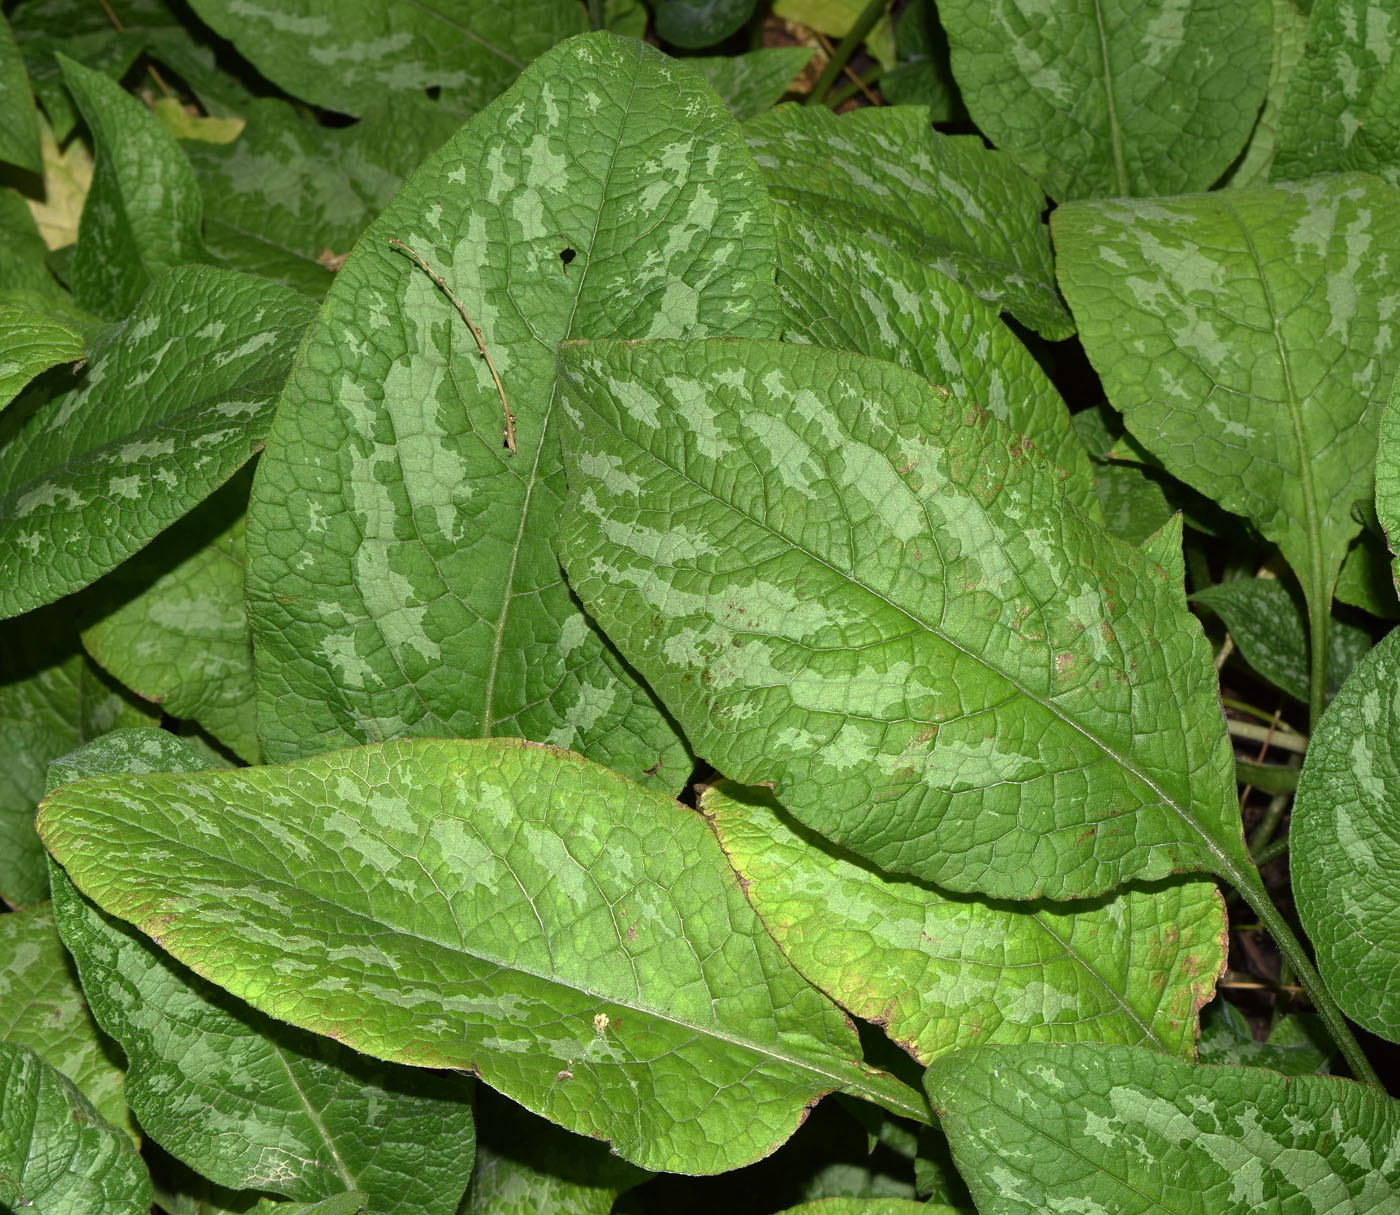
top-left (3, 1), bottom-right (1400, 1212)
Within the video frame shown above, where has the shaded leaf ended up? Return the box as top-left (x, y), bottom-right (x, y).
top-left (0, 11), bottom-right (41, 172)
top-left (0, 299), bottom-right (83, 409)
top-left (183, 0), bottom-right (585, 118)
top-left (1221, 0), bottom-right (1310, 189)
top-left (925, 1042), bottom-right (1400, 1213)
top-left (689, 46), bottom-right (814, 119)
top-left (937, 0), bottom-right (1272, 200)
top-left (1195, 995), bottom-right (1334, 1075)
top-left (0, 187), bottom-right (65, 302)
top-left (1274, 0), bottom-right (1400, 185)
top-left (879, 0), bottom-right (962, 121)
top-left (1069, 406), bottom-right (1173, 545)
top-left (1336, 532), bottom-right (1400, 619)
top-left (36, 737), bottom-right (926, 1174)
top-left (775, 1202), bottom-right (953, 1215)
top-left (557, 338), bottom-right (1243, 901)
top-left (0, 1040), bottom-right (151, 1213)
top-left (58, 54), bottom-right (206, 320)
top-left (745, 104), bottom-right (1073, 339)
top-left (654, 0), bottom-right (758, 47)
top-left (0, 902), bottom-right (131, 1137)
top-left (1292, 625), bottom-right (1400, 1042)
top-left (0, 265), bottom-right (314, 620)
top-left (703, 781), bottom-right (1223, 1064)
top-left (245, 33), bottom-right (779, 783)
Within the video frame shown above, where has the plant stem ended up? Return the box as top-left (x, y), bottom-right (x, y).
top-left (1305, 587), bottom-right (1330, 733)
top-left (805, 0), bottom-right (887, 105)
top-left (1234, 758), bottom-right (1299, 796)
top-left (1232, 867), bottom-right (1380, 1087)
top-left (1248, 790), bottom-right (1292, 855)
top-left (1220, 695), bottom-right (1284, 726)
top-left (1252, 834), bottom-right (1289, 866)
top-left (1227, 718), bottom-right (1308, 753)
top-left (586, 0), bottom-right (604, 30)
top-left (825, 65), bottom-right (885, 109)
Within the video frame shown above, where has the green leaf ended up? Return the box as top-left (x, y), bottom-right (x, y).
top-left (1191, 577), bottom-right (1372, 705)
top-left (182, 0), bottom-right (586, 118)
top-left (184, 97), bottom-right (462, 299)
top-left (689, 46), bottom-right (814, 120)
top-left (1195, 995), bottom-right (1334, 1075)
top-left (1274, 0), bottom-right (1400, 185)
top-left (1220, 0), bottom-right (1310, 189)
top-left (703, 781), bottom-right (1224, 1063)
top-left (1054, 175), bottom-right (1400, 703)
top-left (924, 1042), bottom-right (1400, 1212)
top-left (0, 12), bottom-right (42, 172)
top-left (0, 902), bottom-right (132, 1138)
top-left (245, 33), bottom-right (779, 782)
top-left (745, 104), bottom-right (1073, 340)
top-left (1069, 407), bottom-right (1174, 546)
top-left (1291, 625), bottom-right (1400, 1042)
top-left (776, 1202), bottom-right (955, 1215)
top-left (1377, 367), bottom-right (1400, 595)
top-left (557, 338), bottom-right (1243, 901)
top-left (1336, 532), bottom-right (1400, 619)
top-left (82, 475), bottom-right (259, 763)
top-left (57, 54), bottom-right (206, 320)
top-left (0, 605), bottom-right (157, 908)
top-left (936, 0), bottom-right (1273, 201)
top-left (0, 265), bottom-right (314, 620)
top-left (0, 1040), bottom-right (151, 1213)
top-left (251, 1196), bottom-right (368, 1215)
top-left (0, 300), bottom-right (83, 410)
top-left (879, 0), bottom-right (962, 121)
top-left (0, 187), bottom-right (65, 303)
top-left (772, 206), bottom-right (1099, 518)
top-left (654, 0), bottom-right (758, 47)
top-left (36, 737), bottom-right (926, 1173)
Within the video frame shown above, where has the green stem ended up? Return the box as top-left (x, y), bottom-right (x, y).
top-left (1252, 835), bottom-right (1289, 866)
top-left (1232, 867), bottom-right (1379, 1087)
top-left (1305, 587), bottom-right (1329, 734)
top-left (1227, 718), bottom-right (1308, 753)
top-left (805, 0), bottom-right (887, 105)
top-left (1248, 790), bottom-right (1292, 855)
top-left (586, 0), bottom-right (604, 31)
top-left (825, 64), bottom-right (885, 109)
top-left (1220, 695), bottom-right (1283, 726)
top-left (1234, 758), bottom-right (1299, 796)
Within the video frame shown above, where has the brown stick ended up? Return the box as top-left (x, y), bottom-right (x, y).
top-left (388, 238), bottom-right (516, 456)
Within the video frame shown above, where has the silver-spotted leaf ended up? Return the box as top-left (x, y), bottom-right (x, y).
top-left (556, 338), bottom-right (1244, 901)
top-left (925, 1042), bottom-right (1400, 1213)
top-left (0, 265), bottom-right (314, 620)
top-left (1292, 625), bottom-right (1400, 1042)
top-left (35, 737), bottom-right (925, 1174)
top-left (744, 104), bottom-right (1071, 340)
top-left (1222, 0), bottom-right (1310, 189)
top-left (246, 32), bottom-right (780, 783)
top-left (0, 1040), bottom-right (151, 1214)
top-left (936, 0), bottom-right (1272, 201)
top-left (1378, 368), bottom-right (1400, 593)
top-left (703, 781), bottom-right (1224, 1063)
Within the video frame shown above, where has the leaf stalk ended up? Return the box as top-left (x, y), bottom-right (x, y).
top-left (804, 0), bottom-right (887, 106)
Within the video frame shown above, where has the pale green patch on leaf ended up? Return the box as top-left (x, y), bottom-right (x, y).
top-left (773, 206), bottom-right (1099, 518)
top-left (0, 902), bottom-right (133, 1139)
top-left (1377, 367), bottom-right (1400, 595)
top-left (35, 737), bottom-right (926, 1174)
top-left (83, 476), bottom-right (259, 763)
top-left (246, 33), bottom-right (781, 784)
top-left (689, 46), bottom-right (814, 120)
top-left (182, 0), bottom-right (585, 118)
top-left (925, 1042), bottom-right (1400, 1213)
top-left (557, 338), bottom-right (1243, 901)
top-left (1221, 0), bottom-right (1310, 189)
top-left (0, 1039), bottom-right (151, 1214)
top-left (1274, 0), bottom-right (1400, 185)
top-left (0, 299), bottom-right (83, 409)
top-left (0, 11), bottom-right (42, 172)
top-left (0, 265), bottom-right (314, 621)
top-left (703, 781), bottom-right (1224, 1063)
top-left (1055, 174), bottom-right (1400, 702)
top-left (937, 0), bottom-right (1272, 201)
top-left (744, 104), bottom-right (1072, 340)
top-left (1292, 626), bottom-right (1400, 1042)
top-left (58, 54), bottom-right (207, 320)
top-left (1196, 995), bottom-right (1334, 1076)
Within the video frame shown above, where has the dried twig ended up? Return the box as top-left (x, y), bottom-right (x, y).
top-left (388, 238), bottom-right (516, 456)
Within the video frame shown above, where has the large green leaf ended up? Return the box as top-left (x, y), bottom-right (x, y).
top-left (58, 54), bottom-right (206, 320)
top-left (1221, 0), bottom-right (1310, 189)
top-left (557, 338), bottom-right (1243, 901)
top-left (0, 1040), bottom-right (151, 1214)
top-left (46, 730), bottom-right (476, 1212)
top-left (183, 0), bottom-right (585, 118)
top-left (936, 0), bottom-right (1272, 201)
top-left (772, 206), bottom-right (1098, 517)
top-left (82, 476), bottom-right (259, 763)
top-left (1292, 626), bottom-right (1400, 1042)
top-left (703, 781), bottom-right (1224, 1063)
top-left (0, 299), bottom-right (83, 409)
top-left (246, 33), bottom-right (779, 782)
top-left (0, 265), bottom-right (314, 621)
top-left (0, 12), bottom-right (41, 172)
top-left (689, 47), bottom-right (814, 120)
top-left (0, 902), bottom-right (131, 1138)
top-left (36, 737), bottom-right (926, 1173)
top-left (1274, 0), bottom-right (1400, 185)
top-left (0, 604), bottom-right (156, 908)
top-left (925, 1042), bottom-right (1400, 1212)
top-left (1377, 368), bottom-right (1400, 593)
top-left (1054, 175), bottom-right (1400, 707)
top-left (744, 105), bottom-right (1072, 340)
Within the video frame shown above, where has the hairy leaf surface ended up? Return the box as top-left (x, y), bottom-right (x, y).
top-left (246, 33), bottom-right (779, 781)
top-left (704, 781), bottom-right (1224, 1062)
top-left (557, 339), bottom-right (1243, 900)
top-left (1292, 626), bottom-right (1400, 1042)
top-left (36, 737), bottom-right (924, 1173)
top-left (925, 1042), bottom-right (1400, 1213)
top-left (936, 0), bottom-right (1271, 201)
